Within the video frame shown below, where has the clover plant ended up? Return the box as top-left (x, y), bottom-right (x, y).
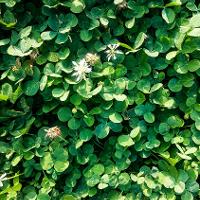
top-left (0, 0), bottom-right (200, 199)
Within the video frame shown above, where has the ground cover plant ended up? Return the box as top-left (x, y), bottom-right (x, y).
top-left (0, 0), bottom-right (200, 199)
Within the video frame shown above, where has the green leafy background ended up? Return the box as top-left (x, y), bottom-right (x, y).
top-left (0, 0), bottom-right (200, 199)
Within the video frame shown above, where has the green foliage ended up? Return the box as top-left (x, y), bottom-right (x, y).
top-left (0, 0), bottom-right (200, 199)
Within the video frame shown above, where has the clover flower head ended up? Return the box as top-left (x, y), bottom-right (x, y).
top-left (85, 53), bottom-right (100, 66)
top-left (0, 173), bottom-right (7, 187)
top-left (30, 50), bottom-right (39, 60)
top-left (45, 126), bottom-right (61, 139)
top-left (117, 0), bottom-right (127, 9)
top-left (11, 66), bottom-right (19, 71)
top-left (72, 59), bottom-right (92, 81)
top-left (105, 44), bottom-right (123, 61)
top-left (11, 57), bottom-right (21, 71)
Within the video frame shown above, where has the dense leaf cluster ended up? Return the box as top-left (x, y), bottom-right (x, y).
top-left (0, 0), bottom-right (200, 199)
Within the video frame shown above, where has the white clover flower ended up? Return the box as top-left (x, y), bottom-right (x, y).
top-left (72, 59), bottom-right (92, 82)
top-left (85, 53), bottom-right (100, 66)
top-left (116, 0), bottom-right (127, 9)
top-left (0, 173), bottom-right (7, 187)
top-left (105, 44), bottom-right (123, 61)
top-left (44, 126), bottom-right (61, 139)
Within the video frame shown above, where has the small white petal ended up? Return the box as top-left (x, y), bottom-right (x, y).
top-left (0, 173), bottom-right (7, 180)
top-left (85, 67), bottom-right (92, 73)
top-left (72, 61), bottom-right (78, 66)
top-left (107, 44), bottom-right (112, 49)
top-left (79, 59), bottom-right (86, 65)
top-left (113, 44), bottom-right (119, 49)
top-left (107, 55), bottom-right (111, 61)
top-left (76, 75), bottom-right (82, 82)
top-left (72, 72), bottom-right (79, 77)
top-left (116, 50), bottom-right (123, 55)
